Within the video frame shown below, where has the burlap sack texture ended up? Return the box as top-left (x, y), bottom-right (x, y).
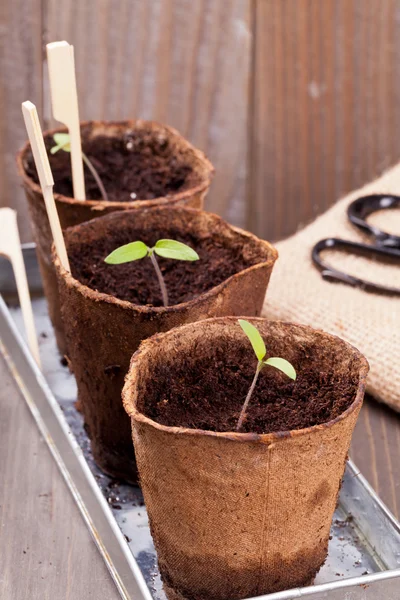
top-left (122, 317), bottom-right (369, 600)
top-left (54, 207), bottom-right (277, 483)
top-left (17, 120), bottom-right (214, 354)
top-left (263, 164), bottom-right (400, 412)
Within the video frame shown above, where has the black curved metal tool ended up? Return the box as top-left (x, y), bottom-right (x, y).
top-left (312, 194), bottom-right (400, 296)
top-left (312, 238), bottom-right (400, 296)
top-left (347, 194), bottom-right (400, 248)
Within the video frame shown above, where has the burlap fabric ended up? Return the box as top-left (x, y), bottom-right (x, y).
top-left (122, 317), bottom-right (369, 600)
top-left (17, 120), bottom-right (214, 354)
top-left (263, 165), bottom-right (400, 411)
top-left (55, 208), bottom-right (277, 482)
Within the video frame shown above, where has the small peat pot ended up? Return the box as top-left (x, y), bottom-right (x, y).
top-left (17, 120), bottom-right (214, 353)
top-left (54, 208), bottom-right (277, 483)
top-left (122, 317), bottom-right (369, 600)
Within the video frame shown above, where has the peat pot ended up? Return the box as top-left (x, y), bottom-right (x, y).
top-left (122, 317), bottom-right (369, 600)
top-left (17, 119), bottom-right (214, 353)
top-left (54, 208), bottom-right (277, 483)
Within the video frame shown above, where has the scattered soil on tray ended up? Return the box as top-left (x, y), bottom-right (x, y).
top-left (141, 338), bottom-right (360, 434)
top-left (24, 125), bottom-right (202, 201)
top-left (68, 226), bottom-right (257, 306)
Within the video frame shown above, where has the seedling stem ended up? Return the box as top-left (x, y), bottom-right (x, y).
top-left (149, 249), bottom-right (168, 307)
top-left (81, 153), bottom-right (109, 202)
top-left (236, 361), bottom-right (263, 431)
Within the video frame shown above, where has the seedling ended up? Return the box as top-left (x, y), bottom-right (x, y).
top-left (104, 239), bottom-right (199, 307)
top-left (236, 319), bottom-right (297, 431)
top-left (50, 133), bottom-right (109, 202)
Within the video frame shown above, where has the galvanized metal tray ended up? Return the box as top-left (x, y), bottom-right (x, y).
top-left (1, 245), bottom-right (400, 600)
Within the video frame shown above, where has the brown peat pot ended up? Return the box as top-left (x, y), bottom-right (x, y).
top-left (17, 120), bottom-right (214, 353)
top-left (54, 208), bottom-right (277, 483)
top-left (122, 317), bottom-right (369, 600)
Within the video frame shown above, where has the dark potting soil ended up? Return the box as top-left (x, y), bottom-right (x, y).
top-left (24, 126), bottom-right (201, 201)
top-left (142, 339), bottom-right (360, 434)
top-left (68, 227), bottom-right (257, 306)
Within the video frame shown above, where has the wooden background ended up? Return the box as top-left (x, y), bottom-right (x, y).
top-left (2, 0), bottom-right (400, 242)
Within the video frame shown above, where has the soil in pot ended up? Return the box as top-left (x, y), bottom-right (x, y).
top-left (24, 123), bottom-right (204, 202)
top-left (142, 337), bottom-right (361, 432)
top-left (68, 227), bottom-right (257, 307)
top-left (124, 317), bottom-right (369, 600)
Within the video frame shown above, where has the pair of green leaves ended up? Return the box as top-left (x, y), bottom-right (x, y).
top-left (104, 238), bottom-right (198, 308)
top-left (51, 133), bottom-right (71, 154)
top-left (105, 239), bottom-right (199, 264)
top-left (238, 319), bottom-right (296, 380)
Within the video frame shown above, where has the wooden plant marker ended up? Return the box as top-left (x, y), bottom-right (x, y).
top-left (0, 208), bottom-right (41, 367)
top-left (46, 41), bottom-right (86, 200)
top-left (21, 101), bottom-right (70, 274)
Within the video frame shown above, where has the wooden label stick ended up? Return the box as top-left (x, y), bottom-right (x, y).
top-left (47, 41), bottom-right (86, 200)
top-left (0, 208), bottom-right (41, 367)
top-left (21, 101), bottom-right (70, 273)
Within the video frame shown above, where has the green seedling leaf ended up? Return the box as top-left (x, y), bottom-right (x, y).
top-left (264, 357), bottom-right (297, 380)
top-left (238, 319), bottom-right (266, 362)
top-left (104, 241), bottom-right (148, 264)
top-left (154, 239), bottom-right (199, 261)
top-left (51, 133), bottom-right (71, 154)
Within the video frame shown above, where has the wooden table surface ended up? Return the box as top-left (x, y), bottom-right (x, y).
top-left (0, 354), bottom-right (120, 600)
top-left (1, 355), bottom-right (399, 600)
top-left (351, 394), bottom-right (400, 521)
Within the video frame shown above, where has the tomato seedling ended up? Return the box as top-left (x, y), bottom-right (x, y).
top-left (237, 319), bottom-right (297, 431)
top-left (105, 239), bottom-right (199, 307)
top-left (51, 133), bottom-right (108, 202)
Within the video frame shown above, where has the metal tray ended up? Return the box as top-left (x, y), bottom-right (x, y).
top-left (1, 245), bottom-right (400, 600)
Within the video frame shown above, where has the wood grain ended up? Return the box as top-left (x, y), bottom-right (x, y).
top-left (5, 0), bottom-right (400, 242)
top-left (43, 0), bottom-right (251, 225)
top-left (250, 0), bottom-right (400, 241)
top-left (0, 355), bottom-right (120, 600)
top-left (0, 0), bottom-right (43, 242)
top-left (351, 396), bottom-right (400, 520)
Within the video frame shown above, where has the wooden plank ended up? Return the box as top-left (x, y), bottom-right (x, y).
top-left (351, 396), bottom-right (400, 520)
top-left (250, 0), bottom-right (400, 241)
top-left (43, 0), bottom-right (251, 225)
top-left (0, 355), bottom-right (120, 600)
top-left (0, 0), bottom-right (43, 242)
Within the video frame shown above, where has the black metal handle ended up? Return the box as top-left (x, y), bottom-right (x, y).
top-left (347, 194), bottom-right (400, 249)
top-left (312, 238), bottom-right (400, 296)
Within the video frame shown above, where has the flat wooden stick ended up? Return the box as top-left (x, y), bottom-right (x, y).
top-left (47, 41), bottom-right (86, 200)
top-left (21, 101), bottom-right (70, 272)
top-left (0, 208), bottom-right (41, 367)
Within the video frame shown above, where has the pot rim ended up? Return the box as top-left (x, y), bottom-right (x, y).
top-left (122, 316), bottom-right (369, 443)
top-left (53, 207), bottom-right (278, 315)
top-left (16, 119), bottom-right (214, 208)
